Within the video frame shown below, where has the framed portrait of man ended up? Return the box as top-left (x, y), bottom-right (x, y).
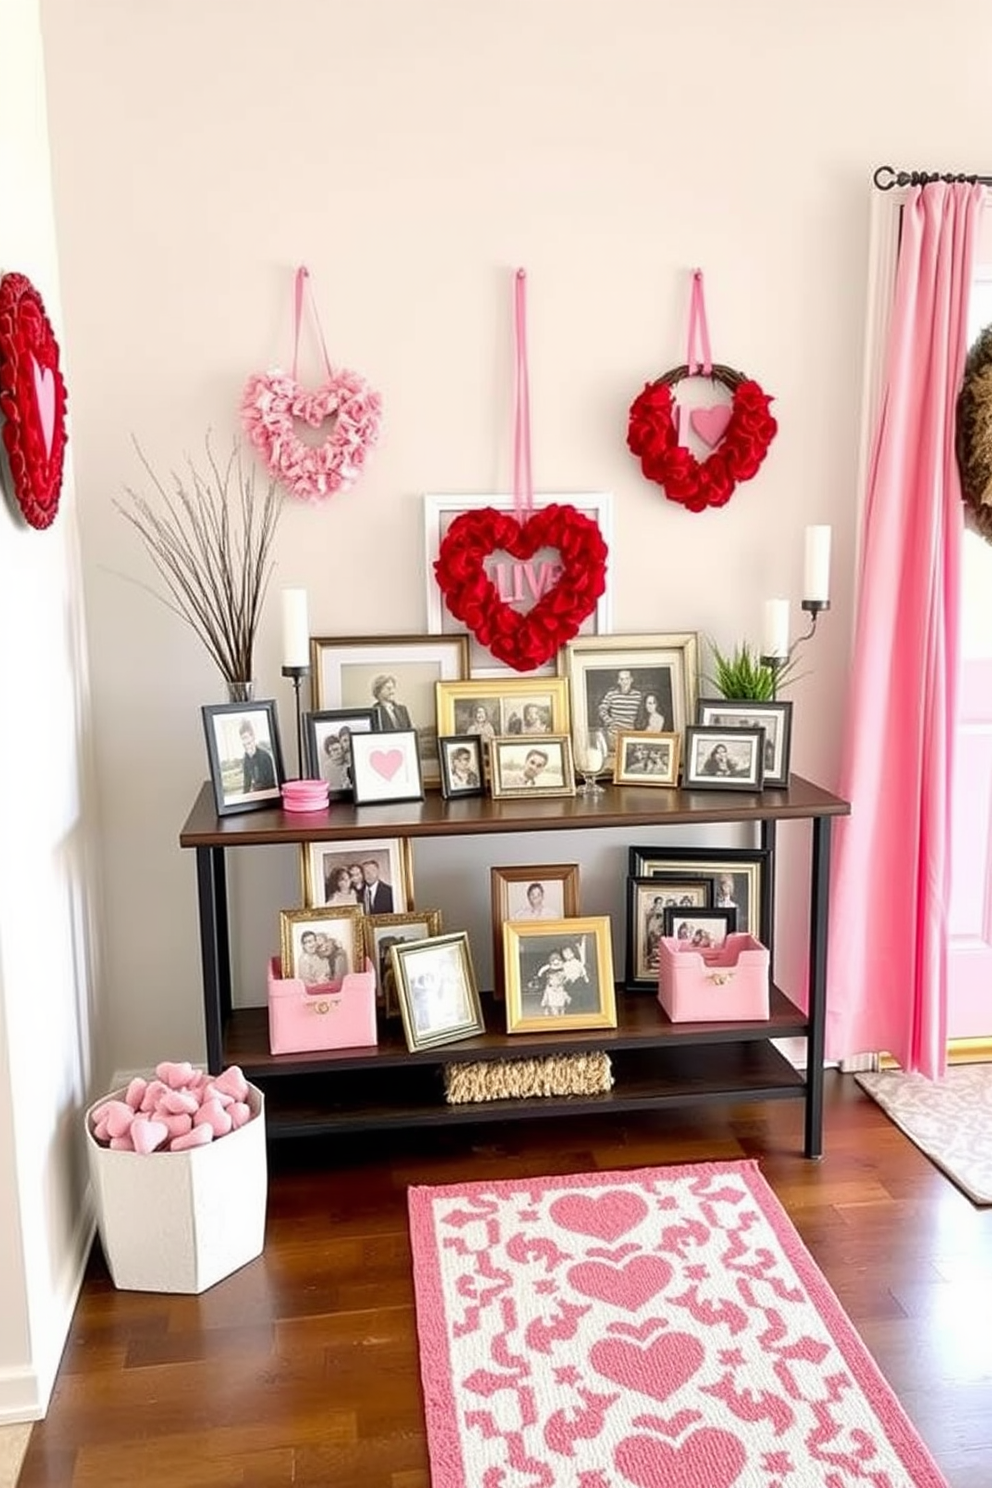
top-left (202, 700), bottom-right (285, 816)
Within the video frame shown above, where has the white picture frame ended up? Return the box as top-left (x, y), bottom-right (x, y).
top-left (423, 492), bottom-right (613, 677)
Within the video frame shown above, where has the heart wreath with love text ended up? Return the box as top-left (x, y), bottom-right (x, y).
top-left (627, 362), bottom-right (777, 513)
top-left (241, 366), bottom-right (382, 503)
top-left (434, 504), bottom-right (609, 672)
top-left (0, 272), bottom-right (69, 529)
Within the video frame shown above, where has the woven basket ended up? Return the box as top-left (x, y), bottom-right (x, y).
top-left (443, 1052), bottom-right (613, 1105)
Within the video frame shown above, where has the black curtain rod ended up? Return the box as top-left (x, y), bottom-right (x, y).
top-left (874, 165), bottom-right (992, 191)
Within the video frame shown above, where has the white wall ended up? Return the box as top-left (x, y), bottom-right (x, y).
top-left (0, 0), bottom-right (104, 1420)
top-left (36, 0), bottom-right (992, 1069)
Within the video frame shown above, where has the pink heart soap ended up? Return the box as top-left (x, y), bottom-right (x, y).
top-left (125, 1077), bottom-right (148, 1109)
top-left (213, 1066), bottom-right (248, 1101)
top-left (194, 1099), bottom-right (233, 1137)
top-left (229, 1101), bottom-right (252, 1129)
top-left (104, 1100), bottom-right (136, 1139)
top-left (131, 1117), bottom-right (169, 1155)
top-left (170, 1125), bottom-right (214, 1152)
top-left (161, 1089), bottom-right (199, 1115)
top-left (156, 1060), bottom-right (195, 1089)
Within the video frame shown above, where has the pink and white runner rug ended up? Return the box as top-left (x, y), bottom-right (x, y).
top-left (408, 1160), bottom-right (947, 1487)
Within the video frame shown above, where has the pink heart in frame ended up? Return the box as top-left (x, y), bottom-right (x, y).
top-left (369, 749), bottom-right (403, 781)
top-left (31, 354), bottom-right (57, 458)
top-left (689, 403), bottom-right (732, 448)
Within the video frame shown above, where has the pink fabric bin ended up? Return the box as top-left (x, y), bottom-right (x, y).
top-left (656, 933), bottom-right (770, 1023)
top-left (267, 957), bottom-right (378, 1053)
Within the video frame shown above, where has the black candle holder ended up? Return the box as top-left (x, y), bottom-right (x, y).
top-left (281, 665), bottom-right (310, 779)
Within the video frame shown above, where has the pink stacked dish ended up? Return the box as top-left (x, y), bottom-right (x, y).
top-left (281, 779), bottom-right (330, 813)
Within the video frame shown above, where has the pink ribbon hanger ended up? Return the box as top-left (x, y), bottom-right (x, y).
top-left (685, 267), bottom-right (713, 377)
top-left (513, 267), bottom-right (534, 520)
top-left (292, 264), bottom-right (333, 382)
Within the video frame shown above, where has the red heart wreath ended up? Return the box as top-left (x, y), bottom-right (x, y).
top-left (0, 272), bottom-right (68, 529)
top-left (627, 363), bottom-right (776, 512)
top-left (434, 504), bottom-right (608, 672)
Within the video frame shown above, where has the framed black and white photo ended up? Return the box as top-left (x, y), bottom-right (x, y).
top-left (561, 633), bottom-right (699, 767)
top-left (423, 493), bottom-right (613, 676)
top-left (202, 700), bottom-right (285, 816)
top-left (490, 863), bottom-right (580, 997)
top-left (503, 917), bottom-right (616, 1033)
top-left (661, 905), bottom-right (736, 949)
top-left (489, 734), bottom-right (576, 800)
top-left (625, 876), bottom-right (712, 989)
top-left (696, 698), bottom-right (793, 788)
top-left (685, 725), bottom-right (764, 791)
top-left (435, 677), bottom-right (571, 745)
top-left (438, 735), bottom-right (485, 799)
top-left (310, 634), bottom-right (468, 788)
top-left (349, 729), bottom-right (424, 806)
top-left (613, 730), bottom-right (681, 787)
top-left (301, 837), bottom-right (413, 913)
top-left (279, 906), bottom-right (365, 988)
top-left (390, 932), bottom-right (485, 1052)
top-left (367, 909), bottom-right (442, 1016)
top-left (304, 707), bottom-right (377, 800)
top-left (628, 846), bottom-right (770, 944)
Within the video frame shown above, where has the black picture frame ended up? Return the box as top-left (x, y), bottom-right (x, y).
top-left (202, 700), bottom-right (285, 816)
top-left (661, 904), bottom-right (737, 947)
top-left (684, 725), bottom-right (765, 791)
top-left (437, 735), bottom-right (485, 799)
top-left (625, 875), bottom-right (713, 990)
top-left (627, 846), bottom-right (771, 946)
top-left (695, 698), bottom-right (793, 788)
top-left (304, 708), bottom-right (378, 799)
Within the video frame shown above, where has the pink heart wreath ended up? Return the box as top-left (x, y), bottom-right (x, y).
top-left (241, 366), bottom-right (382, 503)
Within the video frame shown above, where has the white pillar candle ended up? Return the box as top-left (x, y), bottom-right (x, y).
top-left (763, 598), bottom-right (790, 659)
top-left (804, 525), bottom-right (832, 604)
top-left (281, 588), bottom-right (310, 669)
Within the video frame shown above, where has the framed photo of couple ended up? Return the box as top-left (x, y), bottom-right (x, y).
top-left (300, 837), bottom-right (413, 913)
top-left (561, 633), bottom-right (699, 766)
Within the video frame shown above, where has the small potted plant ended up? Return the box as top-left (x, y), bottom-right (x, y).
top-left (706, 638), bottom-right (800, 700)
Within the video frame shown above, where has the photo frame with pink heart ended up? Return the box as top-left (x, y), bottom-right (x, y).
top-left (349, 728), bottom-right (424, 806)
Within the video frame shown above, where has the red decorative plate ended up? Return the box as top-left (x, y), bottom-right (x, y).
top-left (0, 272), bottom-right (68, 529)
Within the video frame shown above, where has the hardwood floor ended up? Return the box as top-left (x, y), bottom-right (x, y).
top-left (16, 1071), bottom-right (992, 1487)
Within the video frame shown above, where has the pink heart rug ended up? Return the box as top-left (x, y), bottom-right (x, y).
top-left (407, 1159), bottom-right (949, 1487)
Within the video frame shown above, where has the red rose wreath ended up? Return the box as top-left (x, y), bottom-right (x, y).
top-left (626, 270), bottom-right (777, 512)
top-left (0, 272), bottom-right (68, 529)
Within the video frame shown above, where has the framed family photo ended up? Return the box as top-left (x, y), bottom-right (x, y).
top-left (349, 729), bottom-right (424, 806)
top-left (311, 634), bottom-right (469, 788)
top-left (625, 876), bottom-right (712, 989)
top-left (304, 707), bottom-right (376, 800)
top-left (279, 906), bottom-right (365, 988)
top-left (696, 698), bottom-right (793, 788)
top-left (435, 677), bottom-right (571, 745)
top-left (301, 837), bottom-right (413, 912)
top-left (503, 916), bottom-right (616, 1033)
top-left (490, 863), bottom-right (580, 997)
top-left (202, 700), bottom-right (285, 816)
top-left (423, 492), bottom-right (614, 676)
top-left (561, 632), bottom-right (699, 765)
top-left (367, 909), bottom-right (442, 1016)
top-left (490, 735), bottom-right (576, 800)
top-left (662, 905), bottom-right (736, 947)
top-left (684, 725), bottom-right (765, 791)
top-left (613, 730), bottom-right (681, 787)
top-left (628, 846), bottom-right (770, 944)
top-left (390, 931), bottom-right (485, 1052)
top-left (437, 735), bottom-right (485, 799)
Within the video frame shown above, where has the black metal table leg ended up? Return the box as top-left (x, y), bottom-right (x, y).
top-left (804, 815), bottom-right (833, 1158)
top-left (196, 845), bottom-right (230, 1074)
top-left (760, 818), bottom-right (777, 981)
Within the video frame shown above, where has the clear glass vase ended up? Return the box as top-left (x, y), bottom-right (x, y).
top-left (226, 680), bottom-right (255, 703)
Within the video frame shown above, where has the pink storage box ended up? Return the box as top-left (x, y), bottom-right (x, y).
top-left (656, 933), bottom-right (770, 1023)
top-left (267, 957), bottom-right (378, 1053)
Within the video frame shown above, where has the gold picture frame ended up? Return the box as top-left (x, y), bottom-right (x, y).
top-left (503, 916), bottom-right (617, 1034)
top-left (367, 909), bottom-right (443, 1016)
top-left (435, 676), bottom-right (571, 744)
top-left (389, 931), bottom-right (485, 1052)
top-left (279, 905), bottom-right (366, 986)
top-left (613, 730), bottom-right (681, 787)
top-left (490, 863), bottom-right (581, 998)
top-left (488, 734), bottom-right (576, 800)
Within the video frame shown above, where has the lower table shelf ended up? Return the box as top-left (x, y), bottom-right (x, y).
top-left (222, 988), bottom-right (810, 1140)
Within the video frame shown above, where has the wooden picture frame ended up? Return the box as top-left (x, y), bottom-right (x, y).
top-left (503, 916), bottom-right (616, 1033)
top-left (661, 904), bottom-right (736, 947)
top-left (310, 633), bottom-right (469, 788)
top-left (628, 846), bottom-right (770, 944)
top-left (696, 697), bottom-right (793, 788)
top-left (489, 734), bottom-right (576, 800)
top-left (279, 905), bottom-right (365, 987)
top-left (613, 730), bottom-right (681, 786)
top-left (437, 735), bottom-right (485, 799)
top-left (490, 863), bottom-right (580, 998)
top-left (561, 632), bottom-right (699, 766)
top-left (349, 728), bottom-right (424, 806)
top-left (367, 909), bottom-right (442, 1016)
top-left (202, 700), bottom-right (285, 816)
top-left (625, 875), bottom-right (713, 989)
top-left (435, 676), bottom-right (571, 746)
top-left (304, 707), bottom-right (377, 799)
top-left (301, 837), bottom-right (413, 912)
top-left (685, 725), bottom-right (765, 791)
top-left (423, 492), bottom-right (613, 676)
top-left (390, 931), bottom-right (485, 1051)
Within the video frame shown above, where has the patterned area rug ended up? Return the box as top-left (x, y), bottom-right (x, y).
top-left (408, 1160), bottom-right (948, 1487)
top-left (856, 1063), bottom-right (992, 1204)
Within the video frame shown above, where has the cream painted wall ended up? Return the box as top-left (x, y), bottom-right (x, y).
top-left (37, 0), bottom-right (992, 1074)
top-left (0, 0), bottom-right (103, 1420)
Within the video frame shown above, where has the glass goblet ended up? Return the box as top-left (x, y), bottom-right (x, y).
top-left (575, 730), bottom-right (608, 797)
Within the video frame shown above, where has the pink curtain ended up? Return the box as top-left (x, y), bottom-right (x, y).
top-left (826, 182), bottom-right (983, 1078)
